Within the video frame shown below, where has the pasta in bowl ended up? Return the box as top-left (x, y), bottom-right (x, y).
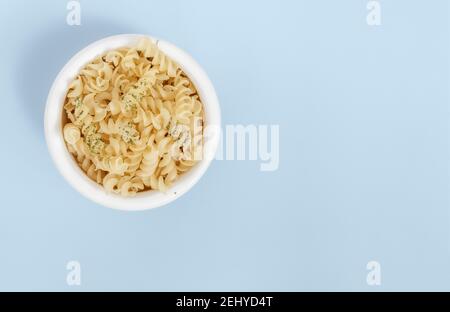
top-left (45, 35), bottom-right (220, 210)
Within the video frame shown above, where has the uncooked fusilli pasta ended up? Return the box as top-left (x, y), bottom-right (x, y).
top-left (62, 38), bottom-right (204, 196)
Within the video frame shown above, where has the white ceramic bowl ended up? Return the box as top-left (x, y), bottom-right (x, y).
top-left (44, 34), bottom-right (221, 211)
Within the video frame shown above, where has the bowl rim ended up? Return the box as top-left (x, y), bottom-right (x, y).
top-left (44, 34), bottom-right (221, 211)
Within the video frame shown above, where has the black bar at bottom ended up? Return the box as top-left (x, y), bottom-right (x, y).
top-left (0, 292), bottom-right (448, 309)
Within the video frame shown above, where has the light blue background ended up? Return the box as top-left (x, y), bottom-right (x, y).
top-left (0, 0), bottom-right (449, 291)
